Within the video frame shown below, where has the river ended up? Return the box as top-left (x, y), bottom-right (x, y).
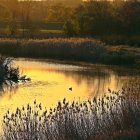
top-left (0, 58), bottom-right (139, 131)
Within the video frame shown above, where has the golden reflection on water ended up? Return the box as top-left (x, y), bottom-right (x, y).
top-left (0, 59), bottom-right (133, 129)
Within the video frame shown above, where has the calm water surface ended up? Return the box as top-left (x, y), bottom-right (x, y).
top-left (0, 59), bottom-right (139, 128)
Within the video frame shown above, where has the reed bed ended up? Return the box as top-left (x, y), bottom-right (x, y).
top-left (0, 38), bottom-right (139, 66)
top-left (2, 80), bottom-right (140, 140)
top-left (0, 38), bottom-right (106, 62)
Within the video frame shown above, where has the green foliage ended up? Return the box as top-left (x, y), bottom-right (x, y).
top-left (63, 20), bottom-right (78, 37)
top-left (46, 3), bottom-right (73, 22)
top-left (0, 4), bottom-right (10, 20)
top-left (7, 18), bottom-right (18, 36)
top-left (117, 0), bottom-right (140, 35)
top-left (64, 0), bottom-right (140, 37)
top-left (1, 0), bottom-right (140, 43)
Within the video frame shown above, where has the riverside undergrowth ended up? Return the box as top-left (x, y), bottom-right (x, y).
top-left (2, 79), bottom-right (140, 140)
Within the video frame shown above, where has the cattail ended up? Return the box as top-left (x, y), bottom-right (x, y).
top-left (63, 98), bottom-right (66, 104)
top-left (88, 100), bottom-right (91, 105)
top-left (72, 101), bottom-right (75, 108)
top-left (16, 108), bottom-right (19, 115)
top-left (22, 106), bottom-right (24, 111)
top-left (93, 97), bottom-right (97, 104)
top-left (34, 100), bottom-right (36, 105)
top-left (106, 96), bottom-right (109, 100)
top-left (39, 103), bottom-right (42, 110)
top-left (39, 117), bottom-right (41, 121)
top-left (7, 110), bottom-right (9, 114)
top-left (108, 88), bottom-right (111, 93)
top-left (27, 104), bottom-right (30, 110)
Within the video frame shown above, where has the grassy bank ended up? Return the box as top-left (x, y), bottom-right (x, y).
top-left (0, 38), bottom-right (140, 66)
top-left (96, 35), bottom-right (140, 47)
top-left (3, 80), bottom-right (140, 140)
top-left (0, 29), bottom-right (65, 39)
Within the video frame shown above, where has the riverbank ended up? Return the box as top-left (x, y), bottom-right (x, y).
top-left (2, 80), bottom-right (140, 140)
top-left (0, 38), bottom-right (140, 67)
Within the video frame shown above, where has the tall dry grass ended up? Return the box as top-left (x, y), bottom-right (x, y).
top-left (0, 38), bottom-right (106, 62)
top-left (0, 38), bottom-right (138, 66)
top-left (0, 57), bottom-right (20, 84)
top-left (2, 79), bottom-right (140, 140)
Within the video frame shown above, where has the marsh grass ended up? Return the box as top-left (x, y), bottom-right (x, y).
top-left (0, 38), bottom-right (105, 62)
top-left (98, 35), bottom-right (140, 47)
top-left (0, 38), bottom-right (138, 66)
top-left (3, 80), bottom-right (140, 140)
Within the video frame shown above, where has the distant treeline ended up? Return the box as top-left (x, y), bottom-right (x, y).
top-left (0, 0), bottom-right (140, 40)
top-left (0, 0), bottom-right (81, 37)
top-left (64, 0), bottom-right (140, 37)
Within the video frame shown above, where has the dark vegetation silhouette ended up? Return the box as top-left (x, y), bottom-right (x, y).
top-left (0, 57), bottom-right (20, 83)
top-left (0, 57), bottom-right (30, 90)
top-left (64, 0), bottom-right (140, 46)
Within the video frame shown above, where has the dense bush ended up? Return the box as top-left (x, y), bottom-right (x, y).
top-left (0, 57), bottom-right (30, 89)
top-left (0, 57), bottom-right (20, 84)
top-left (64, 0), bottom-right (140, 37)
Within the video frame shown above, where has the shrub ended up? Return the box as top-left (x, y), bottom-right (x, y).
top-left (0, 57), bottom-right (20, 84)
top-left (0, 57), bottom-right (30, 90)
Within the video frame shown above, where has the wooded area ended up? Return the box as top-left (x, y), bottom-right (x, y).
top-left (0, 0), bottom-right (140, 45)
